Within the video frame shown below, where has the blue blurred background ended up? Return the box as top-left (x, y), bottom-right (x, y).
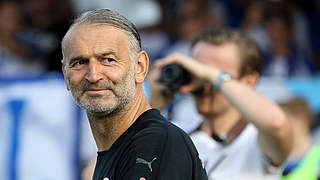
top-left (0, 0), bottom-right (320, 179)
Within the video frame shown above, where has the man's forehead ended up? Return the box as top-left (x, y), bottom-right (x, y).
top-left (192, 42), bottom-right (241, 76)
top-left (192, 42), bottom-right (239, 61)
top-left (63, 23), bottom-right (130, 60)
top-left (68, 23), bottom-right (128, 39)
top-left (65, 23), bottom-right (129, 47)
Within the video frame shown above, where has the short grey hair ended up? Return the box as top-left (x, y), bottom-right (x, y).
top-left (61, 8), bottom-right (142, 63)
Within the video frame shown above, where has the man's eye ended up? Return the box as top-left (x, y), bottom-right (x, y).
top-left (77, 59), bottom-right (86, 65)
top-left (102, 57), bottom-right (115, 63)
top-left (70, 59), bottom-right (86, 68)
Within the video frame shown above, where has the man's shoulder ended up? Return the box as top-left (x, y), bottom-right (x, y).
top-left (112, 109), bottom-right (207, 179)
top-left (130, 109), bottom-right (197, 153)
top-left (134, 108), bottom-right (189, 139)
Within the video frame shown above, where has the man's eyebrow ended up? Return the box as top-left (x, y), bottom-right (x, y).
top-left (68, 51), bottom-right (119, 64)
top-left (69, 56), bottom-right (86, 64)
top-left (98, 51), bottom-right (119, 59)
top-left (99, 51), bottom-right (115, 56)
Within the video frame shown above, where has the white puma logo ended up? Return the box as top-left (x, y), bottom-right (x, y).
top-left (136, 157), bottom-right (157, 172)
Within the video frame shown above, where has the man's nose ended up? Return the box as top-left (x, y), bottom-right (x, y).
top-left (86, 60), bottom-right (103, 83)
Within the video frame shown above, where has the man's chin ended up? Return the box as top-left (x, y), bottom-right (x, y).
top-left (85, 106), bottom-right (116, 117)
top-left (78, 97), bottom-right (113, 108)
top-left (77, 100), bottom-right (114, 114)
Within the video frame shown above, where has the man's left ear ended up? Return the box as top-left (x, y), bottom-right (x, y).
top-left (240, 72), bottom-right (259, 88)
top-left (134, 50), bottom-right (149, 84)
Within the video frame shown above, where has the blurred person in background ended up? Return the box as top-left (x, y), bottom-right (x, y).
top-left (22, 0), bottom-right (75, 72)
top-left (164, 0), bottom-right (217, 55)
top-left (241, 1), bottom-right (270, 53)
top-left (262, 1), bottom-right (316, 78)
top-left (130, 0), bottom-right (171, 65)
top-left (283, 0), bottom-right (312, 59)
top-left (279, 97), bottom-right (320, 180)
top-left (0, 0), bottom-right (45, 77)
top-left (0, 1), bottom-right (96, 180)
top-left (242, 0), bottom-right (313, 67)
top-left (149, 29), bottom-right (292, 179)
top-left (307, 0), bottom-right (320, 72)
top-left (150, 0), bottom-right (229, 133)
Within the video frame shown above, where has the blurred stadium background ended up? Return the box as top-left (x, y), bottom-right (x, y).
top-left (0, 0), bottom-right (320, 179)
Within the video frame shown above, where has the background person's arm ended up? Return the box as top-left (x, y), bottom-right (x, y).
top-left (155, 53), bottom-right (293, 166)
top-left (218, 79), bottom-right (292, 166)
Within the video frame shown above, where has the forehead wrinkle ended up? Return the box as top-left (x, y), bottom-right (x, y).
top-left (89, 23), bottom-right (132, 53)
top-left (63, 23), bottom-right (127, 55)
top-left (68, 23), bottom-right (129, 44)
top-left (65, 23), bottom-right (130, 62)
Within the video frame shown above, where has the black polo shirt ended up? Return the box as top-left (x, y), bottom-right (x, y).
top-left (93, 109), bottom-right (207, 180)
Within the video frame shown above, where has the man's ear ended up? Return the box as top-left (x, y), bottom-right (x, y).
top-left (61, 62), bottom-right (70, 91)
top-left (239, 72), bottom-right (259, 88)
top-left (134, 50), bottom-right (149, 84)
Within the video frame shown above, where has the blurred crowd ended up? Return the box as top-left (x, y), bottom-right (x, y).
top-left (1, 0), bottom-right (320, 179)
top-left (1, 0), bottom-right (320, 78)
top-left (0, 0), bottom-right (74, 76)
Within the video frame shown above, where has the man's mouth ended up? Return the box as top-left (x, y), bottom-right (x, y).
top-left (84, 88), bottom-right (109, 95)
top-left (87, 88), bottom-right (106, 91)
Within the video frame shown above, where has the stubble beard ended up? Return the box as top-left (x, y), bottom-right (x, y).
top-left (69, 70), bottom-right (136, 119)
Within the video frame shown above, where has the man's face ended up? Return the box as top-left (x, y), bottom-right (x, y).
top-left (191, 42), bottom-right (241, 117)
top-left (62, 23), bottom-right (136, 116)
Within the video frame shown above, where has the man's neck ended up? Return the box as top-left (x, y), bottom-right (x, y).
top-left (88, 89), bottom-right (151, 152)
top-left (202, 107), bottom-right (242, 137)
